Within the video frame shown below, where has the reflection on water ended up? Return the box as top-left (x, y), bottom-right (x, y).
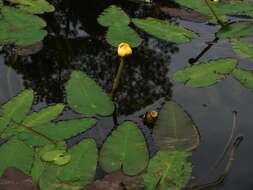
top-left (3, 0), bottom-right (176, 114)
top-left (0, 0), bottom-right (253, 190)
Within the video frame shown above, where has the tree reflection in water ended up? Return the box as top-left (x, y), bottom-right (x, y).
top-left (4, 0), bottom-right (178, 115)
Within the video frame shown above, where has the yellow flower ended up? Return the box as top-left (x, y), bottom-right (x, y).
top-left (117, 42), bottom-right (132, 57)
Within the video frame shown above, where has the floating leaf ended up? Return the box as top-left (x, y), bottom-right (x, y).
top-left (144, 150), bottom-right (192, 190)
top-left (99, 121), bottom-right (149, 175)
top-left (232, 68), bottom-right (253, 91)
top-left (217, 22), bottom-right (253, 39)
top-left (23, 104), bottom-right (64, 127)
top-left (106, 24), bottom-right (142, 47)
top-left (173, 58), bottom-right (237, 87)
top-left (98, 5), bottom-right (141, 47)
top-left (0, 89), bottom-right (33, 134)
top-left (5, 0), bottom-right (55, 14)
top-left (153, 101), bottom-right (200, 151)
top-left (18, 118), bottom-right (96, 146)
top-left (39, 139), bottom-right (98, 189)
top-left (0, 7), bottom-right (47, 46)
top-left (132, 17), bottom-right (197, 44)
top-left (230, 39), bottom-right (253, 61)
top-left (97, 5), bottom-right (130, 27)
top-left (175, 0), bottom-right (253, 19)
top-left (0, 139), bottom-right (34, 176)
top-left (66, 71), bottom-right (114, 117)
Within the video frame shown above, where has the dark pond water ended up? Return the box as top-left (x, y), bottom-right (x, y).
top-left (1, 0), bottom-right (253, 189)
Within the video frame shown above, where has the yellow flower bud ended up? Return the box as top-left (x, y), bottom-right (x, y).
top-left (117, 42), bottom-right (132, 57)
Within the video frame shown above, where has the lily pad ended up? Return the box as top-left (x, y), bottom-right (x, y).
top-left (97, 5), bottom-right (130, 27)
top-left (230, 39), bottom-right (253, 61)
top-left (39, 139), bottom-right (98, 189)
top-left (98, 5), bottom-right (141, 47)
top-left (0, 7), bottom-right (47, 46)
top-left (153, 101), bottom-right (200, 151)
top-left (106, 24), bottom-right (142, 47)
top-left (66, 71), bottom-right (114, 117)
top-left (173, 58), bottom-right (237, 87)
top-left (0, 89), bottom-right (33, 134)
top-left (0, 139), bottom-right (34, 176)
top-left (175, 0), bottom-right (253, 20)
top-left (217, 22), bottom-right (253, 39)
top-left (144, 150), bottom-right (192, 190)
top-left (5, 0), bottom-right (55, 14)
top-left (132, 17), bottom-right (197, 44)
top-left (232, 68), bottom-right (253, 91)
top-left (18, 118), bottom-right (97, 146)
top-left (99, 121), bottom-right (149, 175)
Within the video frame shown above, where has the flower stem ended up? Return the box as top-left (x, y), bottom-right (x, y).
top-left (204, 0), bottom-right (225, 27)
top-left (111, 57), bottom-right (125, 100)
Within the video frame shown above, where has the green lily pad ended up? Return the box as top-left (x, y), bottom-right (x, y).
top-left (132, 17), bottom-right (197, 44)
top-left (105, 24), bottom-right (142, 47)
top-left (230, 39), bottom-right (253, 61)
top-left (97, 5), bottom-right (130, 27)
top-left (173, 58), bottom-right (237, 87)
top-left (144, 150), bottom-right (192, 190)
top-left (153, 101), bottom-right (200, 151)
top-left (0, 7), bottom-right (47, 46)
top-left (0, 89), bottom-right (33, 134)
top-left (232, 68), bottom-right (253, 91)
top-left (217, 22), bottom-right (253, 39)
top-left (41, 150), bottom-right (67, 162)
top-left (0, 139), bottom-right (34, 176)
top-left (5, 0), bottom-right (55, 14)
top-left (66, 71), bottom-right (114, 117)
top-left (175, 0), bottom-right (253, 21)
top-left (99, 121), bottom-right (149, 175)
top-left (98, 5), bottom-right (141, 47)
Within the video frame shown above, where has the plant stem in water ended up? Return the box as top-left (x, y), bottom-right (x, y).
top-left (204, 0), bottom-right (225, 27)
top-left (111, 57), bottom-right (125, 100)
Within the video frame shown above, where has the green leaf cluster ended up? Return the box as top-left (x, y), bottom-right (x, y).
top-left (0, 70), bottom-right (197, 190)
top-left (97, 5), bottom-right (198, 47)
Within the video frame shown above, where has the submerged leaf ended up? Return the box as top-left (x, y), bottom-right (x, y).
top-left (217, 22), bottom-right (253, 39)
top-left (99, 121), bottom-right (149, 175)
top-left (0, 139), bottom-right (34, 176)
top-left (173, 58), bottom-right (237, 87)
top-left (232, 68), bottom-right (253, 91)
top-left (86, 171), bottom-right (144, 190)
top-left (132, 17), bottom-right (197, 44)
top-left (230, 39), bottom-right (253, 61)
top-left (5, 0), bottom-right (55, 14)
top-left (66, 71), bottom-right (114, 117)
top-left (144, 150), bottom-right (192, 190)
top-left (0, 7), bottom-right (47, 45)
top-left (153, 101), bottom-right (200, 151)
top-left (0, 167), bottom-right (38, 190)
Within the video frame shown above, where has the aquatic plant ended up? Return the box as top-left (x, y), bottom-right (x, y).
top-left (0, 0), bottom-right (54, 46)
